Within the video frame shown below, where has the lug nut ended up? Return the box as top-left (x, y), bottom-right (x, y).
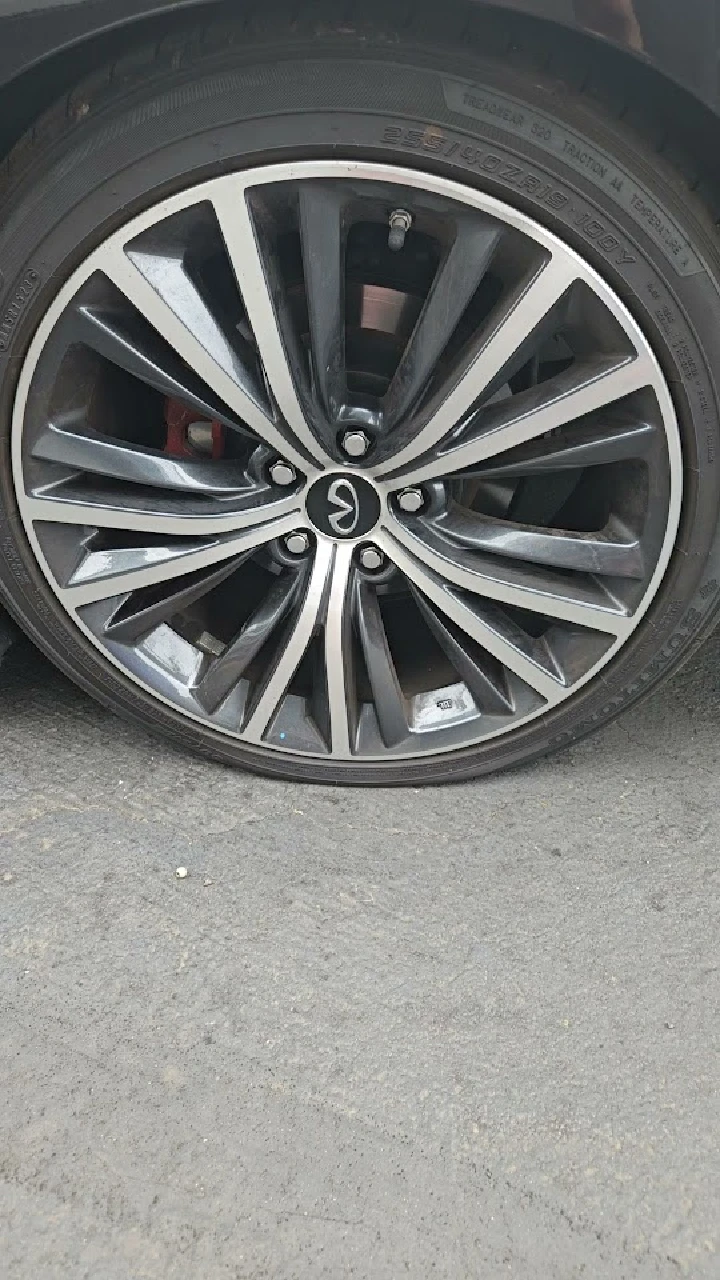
top-left (284, 530), bottom-right (310, 556)
top-left (396, 487), bottom-right (425, 514)
top-left (269, 459), bottom-right (296, 486)
top-left (359, 545), bottom-right (384, 572)
top-left (341, 430), bottom-right (371, 459)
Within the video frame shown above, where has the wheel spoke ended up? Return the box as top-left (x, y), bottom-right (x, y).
top-left (355, 578), bottom-right (409, 748)
top-left (410, 588), bottom-right (514, 715)
top-left (432, 507), bottom-right (644, 578)
top-left (195, 568), bottom-right (307, 713)
top-left (375, 531), bottom-right (566, 701)
top-left (101, 239), bottom-right (317, 473)
top-left (383, 519), bottom-right (631, 634)
top-left (298, 183), bottom-right (348, 422)
top-left (470, 418), bottom-right (660, 478)
top-left (73, 302), bottom-right (253, 437)
top-left (373, 254), bottom-right (577, 476)
top-left (323, 542), bottom-right (357, 755)
top-left (382, 355), bottom-right (654, 487)
top-left (24, 485), bottom-right (301, 538)
top-left (243, 540), bottom-right (334, 741)
top-left (59, 511), bottom-right (301, 607)
top-left (33, 422), bottom-right (262, 495)
top-left (383, 215), bottom-right (502, 429)
top-left (104, 555), bottom-right (250, 644)
top-left (211, 181), bottom-right (332, 466)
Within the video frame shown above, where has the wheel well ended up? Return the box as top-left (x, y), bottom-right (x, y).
top-left (0, 0), bottom-right (718, 203)
top-left (0, 4), bottom-right (207, 161)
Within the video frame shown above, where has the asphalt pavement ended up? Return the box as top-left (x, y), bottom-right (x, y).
top-left (0, 630), bottom-right (718, 1279)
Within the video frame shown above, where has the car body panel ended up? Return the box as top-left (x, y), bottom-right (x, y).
top-left (0, 0), bottom-right (716, 117)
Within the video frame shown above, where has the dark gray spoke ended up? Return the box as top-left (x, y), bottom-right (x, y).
top-left (432, 507), bottom-right (644, 579)
top-left (383, 215), bottom-right (502, 429)
top-left (104, 555), bottom-right (250, 644)
top-left (373, 254), bottom-right (578, 477)
top-left (195, 569), bottom-right (306, 713)
top-left (381, 354), bottom-right (654, 488)
top-left (102, 240), bottom-right (319, 473)
top-left (355, 579), bottom-right (409, 748)
top-left (468, 419), bottom-right (659, 479)
top-left (376, 530), bottom-right (566, 701)
top-left (73, 303), bottom-right (252, 437)
top-left (299, 183), bottom-right (347, 422)
top-left (58, 511), bottom-right (301, 608)
top-left (33, 422), bottom-right (261, 495)
top-left (384, 519), bottom-right (631, 634)
top-left (411, 587), bottom-right (513, 715)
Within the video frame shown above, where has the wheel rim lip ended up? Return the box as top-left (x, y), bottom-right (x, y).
top-left (10, 158), bottom-right (684, 764)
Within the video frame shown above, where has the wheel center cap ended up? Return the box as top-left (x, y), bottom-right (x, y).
top-left (305, 472), bottom-right (381, 540)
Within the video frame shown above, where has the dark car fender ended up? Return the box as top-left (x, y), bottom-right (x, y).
top-left (0, 0), bottom-right (716, 118)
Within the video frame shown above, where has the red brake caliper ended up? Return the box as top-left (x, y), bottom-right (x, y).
top-left (163, 397), bottom-right (226, 459)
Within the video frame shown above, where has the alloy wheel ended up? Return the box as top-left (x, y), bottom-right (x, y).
top-left (12, 161), bottom-right (682, 762)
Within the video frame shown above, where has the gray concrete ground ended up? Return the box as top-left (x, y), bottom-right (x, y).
top-left (0, 631), bottom-right (718, 1280)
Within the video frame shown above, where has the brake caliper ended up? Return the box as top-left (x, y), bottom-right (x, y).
top-left (163, 397), bottom-right (226, 459)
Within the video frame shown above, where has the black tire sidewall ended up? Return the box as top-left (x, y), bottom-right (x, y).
top-left (0, 36), bottom-right (718, 784)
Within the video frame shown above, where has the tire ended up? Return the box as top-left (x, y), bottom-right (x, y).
top-left (0, 4), bottom-right (719, 785)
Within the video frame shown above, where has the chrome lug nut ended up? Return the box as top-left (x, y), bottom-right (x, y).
top-left (284, 530), bottom-right (310, 556)
top-left (269, 459), bottom-right (296, 486)
top-left (341, 430), bottom-right (371, 459)
top-left (396, 487), bottom-right (425, 514)
top-left (359, 545), bottom-right (384, 572)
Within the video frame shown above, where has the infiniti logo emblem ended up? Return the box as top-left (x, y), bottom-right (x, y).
top-left (305, 471), bottom-right (380, 540)
top-left (327, 477), bottom-right (360, 536)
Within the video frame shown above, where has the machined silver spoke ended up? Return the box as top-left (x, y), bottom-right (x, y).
top-left (373, 254), bottom-right (577, 477)
top-left (243, 539), bottom-right (334, 742)
top-left (100, 239), bottom-right (317, 474)
top-left (375, 531), bottom-right (566, 702)
top-left (59, 511), bottom-right (301, 608)
top-left (384, 518), bottom-right (631, 635)
top-left (23, 486), bottom-right (302, 538)
top-left (381, 355), bottom-right (655, 488)
top-left (212, 182), bottom-right (333, 466)
top-left (323, 542), bottom-right (357, 756)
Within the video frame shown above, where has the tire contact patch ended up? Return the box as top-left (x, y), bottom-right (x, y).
top-left (442, 77), bottom-right (702, 277)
